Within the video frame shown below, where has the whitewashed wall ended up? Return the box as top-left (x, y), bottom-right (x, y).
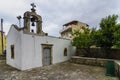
top-left (7, 26), bottom-right (76, 70)
top-left (6, 26), bottom-right (22, 70)
top-left (21, 34), bottom-right (75, 70)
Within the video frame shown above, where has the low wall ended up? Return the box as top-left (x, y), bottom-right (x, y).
top-left (71, 56), bottom-right (113, 67)
top-left (71, 56), bottom-right (120, 79)
top-left (76, 48), bottom-right (120, 60)
top-left (115, 61), bottom-right (120, 79)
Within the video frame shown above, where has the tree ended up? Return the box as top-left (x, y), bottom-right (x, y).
top-left (72, 27), bottom-right (95, 48)
top-left (94, 14), bottom-right (120, 58)
top-left (72, 26), bottom-right (96, 56)
top-left (72, 14), bottom-right (120, 58)
top-left (113, 23), bottom-right (120, 48)
top-left (97, 14), bottom-right (118, 49)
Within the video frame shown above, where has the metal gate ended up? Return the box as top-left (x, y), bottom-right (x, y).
top-left (43, 48), bottom-right (51, 66)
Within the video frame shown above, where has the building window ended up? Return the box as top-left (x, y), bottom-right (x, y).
top-left (11, 45), bottom-right (14, 59)
top-left (64, 48), bottom-right (67, 56)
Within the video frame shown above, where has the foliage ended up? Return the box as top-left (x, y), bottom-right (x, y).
top-left (92, 30), bottom-right (101, 47)
top-left (72, 27), bottom-right (96, 48)
top-left (72, 14), bottom-right (120, 58)
top-left (72, 14), bottom-right (120, 50)
top-left (96, 14), bottom-right (120, 49)
top-left (113, 23), bottom-right (120, 48)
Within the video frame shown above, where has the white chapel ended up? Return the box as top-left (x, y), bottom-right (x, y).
top-left (6, 3), bottom-right (75, 70)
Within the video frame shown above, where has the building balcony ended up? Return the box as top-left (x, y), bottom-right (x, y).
top-left (60, 26), bottom-right (72, 33)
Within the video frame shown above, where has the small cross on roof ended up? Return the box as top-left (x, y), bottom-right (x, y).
top-left (31, 3), bottom-right (36, 9)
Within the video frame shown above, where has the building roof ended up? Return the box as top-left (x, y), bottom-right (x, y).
top-left (0, 31), bottom-right (5, 33)
top-left (63, 20), bottom-right (89, 26)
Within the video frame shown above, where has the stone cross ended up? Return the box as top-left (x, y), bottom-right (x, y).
top-left (31, 3), bottom-right (36, 9)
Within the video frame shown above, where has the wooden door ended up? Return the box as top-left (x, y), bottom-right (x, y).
top-left (43, 48), bottom-right (51, 66)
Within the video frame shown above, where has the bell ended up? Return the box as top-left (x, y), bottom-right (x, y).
top-left (32, 22), bottom-right (35, 26)
top-left (31, 17), bottom-right (36, 26)
top-left (31, 17), bottom-right (35, 22)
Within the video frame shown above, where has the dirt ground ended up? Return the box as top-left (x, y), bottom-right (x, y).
top-left (0, 60), bottom-right (119, 80)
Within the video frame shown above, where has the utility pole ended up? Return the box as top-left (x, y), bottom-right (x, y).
top-left (1, 19), bottom-right (4, 55)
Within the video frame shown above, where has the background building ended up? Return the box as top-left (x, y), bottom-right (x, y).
top-left (60, 20), bottom-right (89, 39)
top-left (0, 31), bottom-right (6, 55)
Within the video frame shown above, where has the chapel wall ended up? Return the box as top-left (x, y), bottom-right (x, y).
top-left (6, 26), bottom-right (22, 70)
top-left (20, 33), bottom-right (76, 70)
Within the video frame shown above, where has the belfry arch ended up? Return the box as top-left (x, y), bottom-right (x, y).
top-left (23, 3), bottom-right (45, 35)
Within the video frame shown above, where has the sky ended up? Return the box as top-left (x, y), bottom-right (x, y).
top-left (0, 0), bottom-right (120, 36)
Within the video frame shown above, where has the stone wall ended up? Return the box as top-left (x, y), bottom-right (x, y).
top-left (71, 56), bottom-right (113, 67)
top-left (115, 61), bottom-right (120, 79)
top-left (71, 56), bottom-right (120, 79)
top-left (76, 48), bottom-right (120, 60)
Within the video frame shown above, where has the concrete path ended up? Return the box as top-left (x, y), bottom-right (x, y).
top-left (0, 60), bottom-right (118, 80)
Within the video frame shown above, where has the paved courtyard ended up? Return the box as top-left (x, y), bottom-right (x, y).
top-left (0, 60), bottom-right (118, 80)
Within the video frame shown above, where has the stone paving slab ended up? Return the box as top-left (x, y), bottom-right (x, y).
top-left (0, 60), bottom-right (119, 80)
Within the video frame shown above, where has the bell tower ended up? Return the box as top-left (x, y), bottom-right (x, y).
top-left (23, 3), bottom-right (45, 35)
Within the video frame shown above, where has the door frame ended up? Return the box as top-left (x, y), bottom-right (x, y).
top-left (41, 44), bottom-right (53, 66)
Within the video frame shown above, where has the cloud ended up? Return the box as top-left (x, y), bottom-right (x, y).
top-left (0, 0), bottom-right (29, 17)
top-left (2, 22), bottom-right (12, 35)
top-left (1, 0), bottom-right (120, 36)
top-left (43, 23), bottom-right (60, 36)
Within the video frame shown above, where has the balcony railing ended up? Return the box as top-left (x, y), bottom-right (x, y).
top-left (60, 26), bottom-right (71, 33)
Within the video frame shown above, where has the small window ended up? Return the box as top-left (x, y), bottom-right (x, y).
top-left (11, 45), bottom-right (14, 59)
top-left (64, 48), bottom-right (67, 56)
top-left (31, 29), bottom-right (34, 33)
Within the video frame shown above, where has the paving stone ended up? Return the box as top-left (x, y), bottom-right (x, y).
top-left (0, 60), bottom-right (119, 80)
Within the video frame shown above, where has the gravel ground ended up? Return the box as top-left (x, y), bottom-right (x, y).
top-left (0, 60), bottom-right (119, 80)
